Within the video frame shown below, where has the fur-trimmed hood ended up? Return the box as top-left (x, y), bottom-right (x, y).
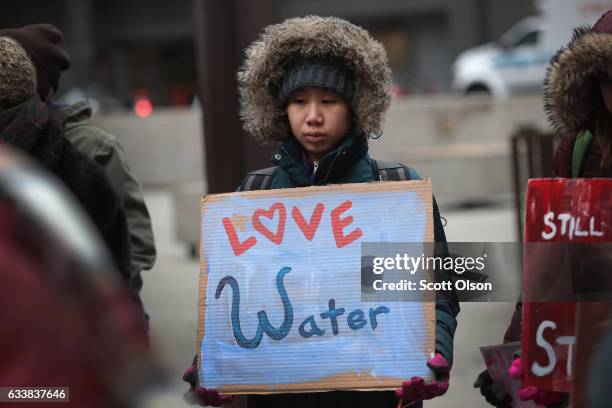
top-left (237, 15), bottom-right (392, 143)
top-left (544, 25), bottom-right (612, 135)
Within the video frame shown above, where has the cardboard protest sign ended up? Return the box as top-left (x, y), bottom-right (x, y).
top-left (480, 342), bottom-right (539, 408)
top-left (197, 181), bottom-right (436, 394)
top-left (522, 179), bottom-right (612, 393)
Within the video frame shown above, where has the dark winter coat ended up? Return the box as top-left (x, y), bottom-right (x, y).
top-left (63, 100), bottom-right (157, 292)
top-left (240, 133), bottom-right (459, 408)
top-left (504, 17), bottom-right (612, 344)
top-left (0, 148), bottom-right (153, 407)
top-left (553, 133), bottom-right (612, 178)
top-left (0, 96), bottom-right (134, 290)
top-left (232, 16), bottom-right (454, 407)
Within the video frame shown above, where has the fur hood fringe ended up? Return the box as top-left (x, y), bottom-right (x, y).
top-left (237, 15), bottom-right (392, 143)
top-left (544, 25), bottom-right (612, 134)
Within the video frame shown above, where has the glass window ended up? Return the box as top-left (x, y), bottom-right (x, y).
top-left (514, 30), bottom-right (539, 48)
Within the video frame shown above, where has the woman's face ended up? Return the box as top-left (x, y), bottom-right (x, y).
top-left (286, 87), bottom-right (350, 162)
top-left (600, 80), bottom-right (612, 115)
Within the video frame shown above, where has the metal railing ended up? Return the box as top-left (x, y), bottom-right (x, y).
top-left (511, 126), bottom-right (562, 240)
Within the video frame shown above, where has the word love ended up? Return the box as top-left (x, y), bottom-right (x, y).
top-left (222, 200), bottom-right (363, 256)
top-left (541, 211), bottom-right (604, 240)
top-left (215, 267), bottom-right (390, 349)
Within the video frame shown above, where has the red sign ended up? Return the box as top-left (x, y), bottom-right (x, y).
top-left (522, 179), bottom-right (612, 392)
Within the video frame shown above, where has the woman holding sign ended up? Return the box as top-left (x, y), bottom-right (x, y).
top-left (548, 9), bottom-right (612, 179)
top-left (475, 9), bottom-right (612, 408)
top-left (183, 15), bottom-right (459, 408)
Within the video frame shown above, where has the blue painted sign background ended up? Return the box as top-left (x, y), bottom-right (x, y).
top-left (198, 181), bottom-right (436, 393)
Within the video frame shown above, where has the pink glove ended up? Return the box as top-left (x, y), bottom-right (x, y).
top-left (395, 353), bottom-right (450, 403)
top-left (508, 357), bottom-right (567, 406)
top-left (190, 387), bottom-right (233, 407)
top-left (182, 362), bottom-right (233, 407)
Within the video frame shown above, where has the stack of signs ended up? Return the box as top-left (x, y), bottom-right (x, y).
top-left (522, 179), bottom-right (612, 395)
top-left (480, 342), bottom-right (539, 408)
top-left (197, 181), bottom-right (436, 394)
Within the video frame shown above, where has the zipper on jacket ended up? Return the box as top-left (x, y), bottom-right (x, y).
top-left (313, 160), bottom-right (319, 175)
top-left (320, 150), bottom-right (343, 184)
top-left (280, 146), bottom-right (292, 162)
top-left (279, 145), bottom-right (342, 185)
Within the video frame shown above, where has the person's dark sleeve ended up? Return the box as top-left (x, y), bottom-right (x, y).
top-left (90, 138), bottom-right (156, 273)
top-left (407, 167), bottom-right (459, 366)
top-left (503, 301), bottom-right (522, 343)
top-left (57, 141), bottom-right (134, 289)
top-left (432, 196), bottom-right (459, 366)
top-left (65, 124), bottom-right (157, 276)
top-left (552, 135), bottom-right (575, 178)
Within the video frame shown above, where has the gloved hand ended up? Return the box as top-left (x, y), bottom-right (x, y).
top-left (473, 369), bottom-right (512, 408)
top-left (508, 357), bottom-right (567, 407)
top-left (395, 353), bottom-right (450, 403)
top-left (182, 355), bottom-right (233, 407)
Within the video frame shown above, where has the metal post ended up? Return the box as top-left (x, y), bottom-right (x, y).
top-left (540, 135), bottom-right (554, 177)
top-left (511, 133), bottom-right (523, 241)
top-left (63, 0), bottom-right (95, 89)
top-left (192, 0), bottom-right (277, 194)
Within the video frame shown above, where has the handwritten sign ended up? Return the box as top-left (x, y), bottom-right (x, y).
top-left (197, 181), bottom-right (436, 394)
top-left (522, 179), bottom-right (612, 392)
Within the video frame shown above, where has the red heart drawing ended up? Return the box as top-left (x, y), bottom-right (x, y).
top-left (252, 202), bottom-right (287, 245)
top-left (223, 217), bottom-right (257, 256)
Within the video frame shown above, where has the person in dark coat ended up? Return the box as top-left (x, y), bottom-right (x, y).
top-left (546, 11), bottom-right (612, 178)
top-left (0, 144), bottom-right (153, 408)
top-left (476, 9), bottom-right (612, 408)
top-left (545, 9), bottom-right (612, 408)
top-left (0, 35), bottom-right (135, 295)
top-left (183, 16), bottom-right (459, 408)
top-left (0, 23), bottom-right (157, 293)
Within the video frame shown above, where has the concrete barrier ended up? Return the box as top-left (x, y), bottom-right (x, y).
top-left (91, 95), bottom-right (549, 247)
top-left (376, 94), bottom-right (547, 202)
top-left (92, 107), bottom-right (205, 187)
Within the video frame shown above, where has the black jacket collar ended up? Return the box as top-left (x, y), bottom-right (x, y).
top-left (271, 133), bottom-right (368, 186)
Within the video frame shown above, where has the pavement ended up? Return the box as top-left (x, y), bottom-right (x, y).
top-left (138, 189), bottom-right (519, 407)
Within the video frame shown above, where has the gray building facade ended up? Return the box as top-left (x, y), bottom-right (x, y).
top-left (1, 0), bottom-right (534, 105)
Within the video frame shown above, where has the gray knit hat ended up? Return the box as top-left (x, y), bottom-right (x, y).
top-left (277, 58), bottom-right (354, 107)
top-left (0, 37), bottom-right (36, 109)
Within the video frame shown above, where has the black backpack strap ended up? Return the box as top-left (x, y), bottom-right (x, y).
top-left (240, 166), bottom-right (280, 191)
top-left (371, 159), bottom-right (412, 181)
top-left (372, 159), bottom-right (446, 227)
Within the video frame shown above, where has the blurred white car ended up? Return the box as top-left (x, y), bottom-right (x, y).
top-left (451, 16), bottom-right (552, 98)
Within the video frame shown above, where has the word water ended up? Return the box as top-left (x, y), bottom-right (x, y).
top-left (215, 267), bottom-right (390, 349)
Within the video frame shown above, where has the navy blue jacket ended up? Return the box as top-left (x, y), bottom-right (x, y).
top-left (240, 134), bottom-right (459, 408)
